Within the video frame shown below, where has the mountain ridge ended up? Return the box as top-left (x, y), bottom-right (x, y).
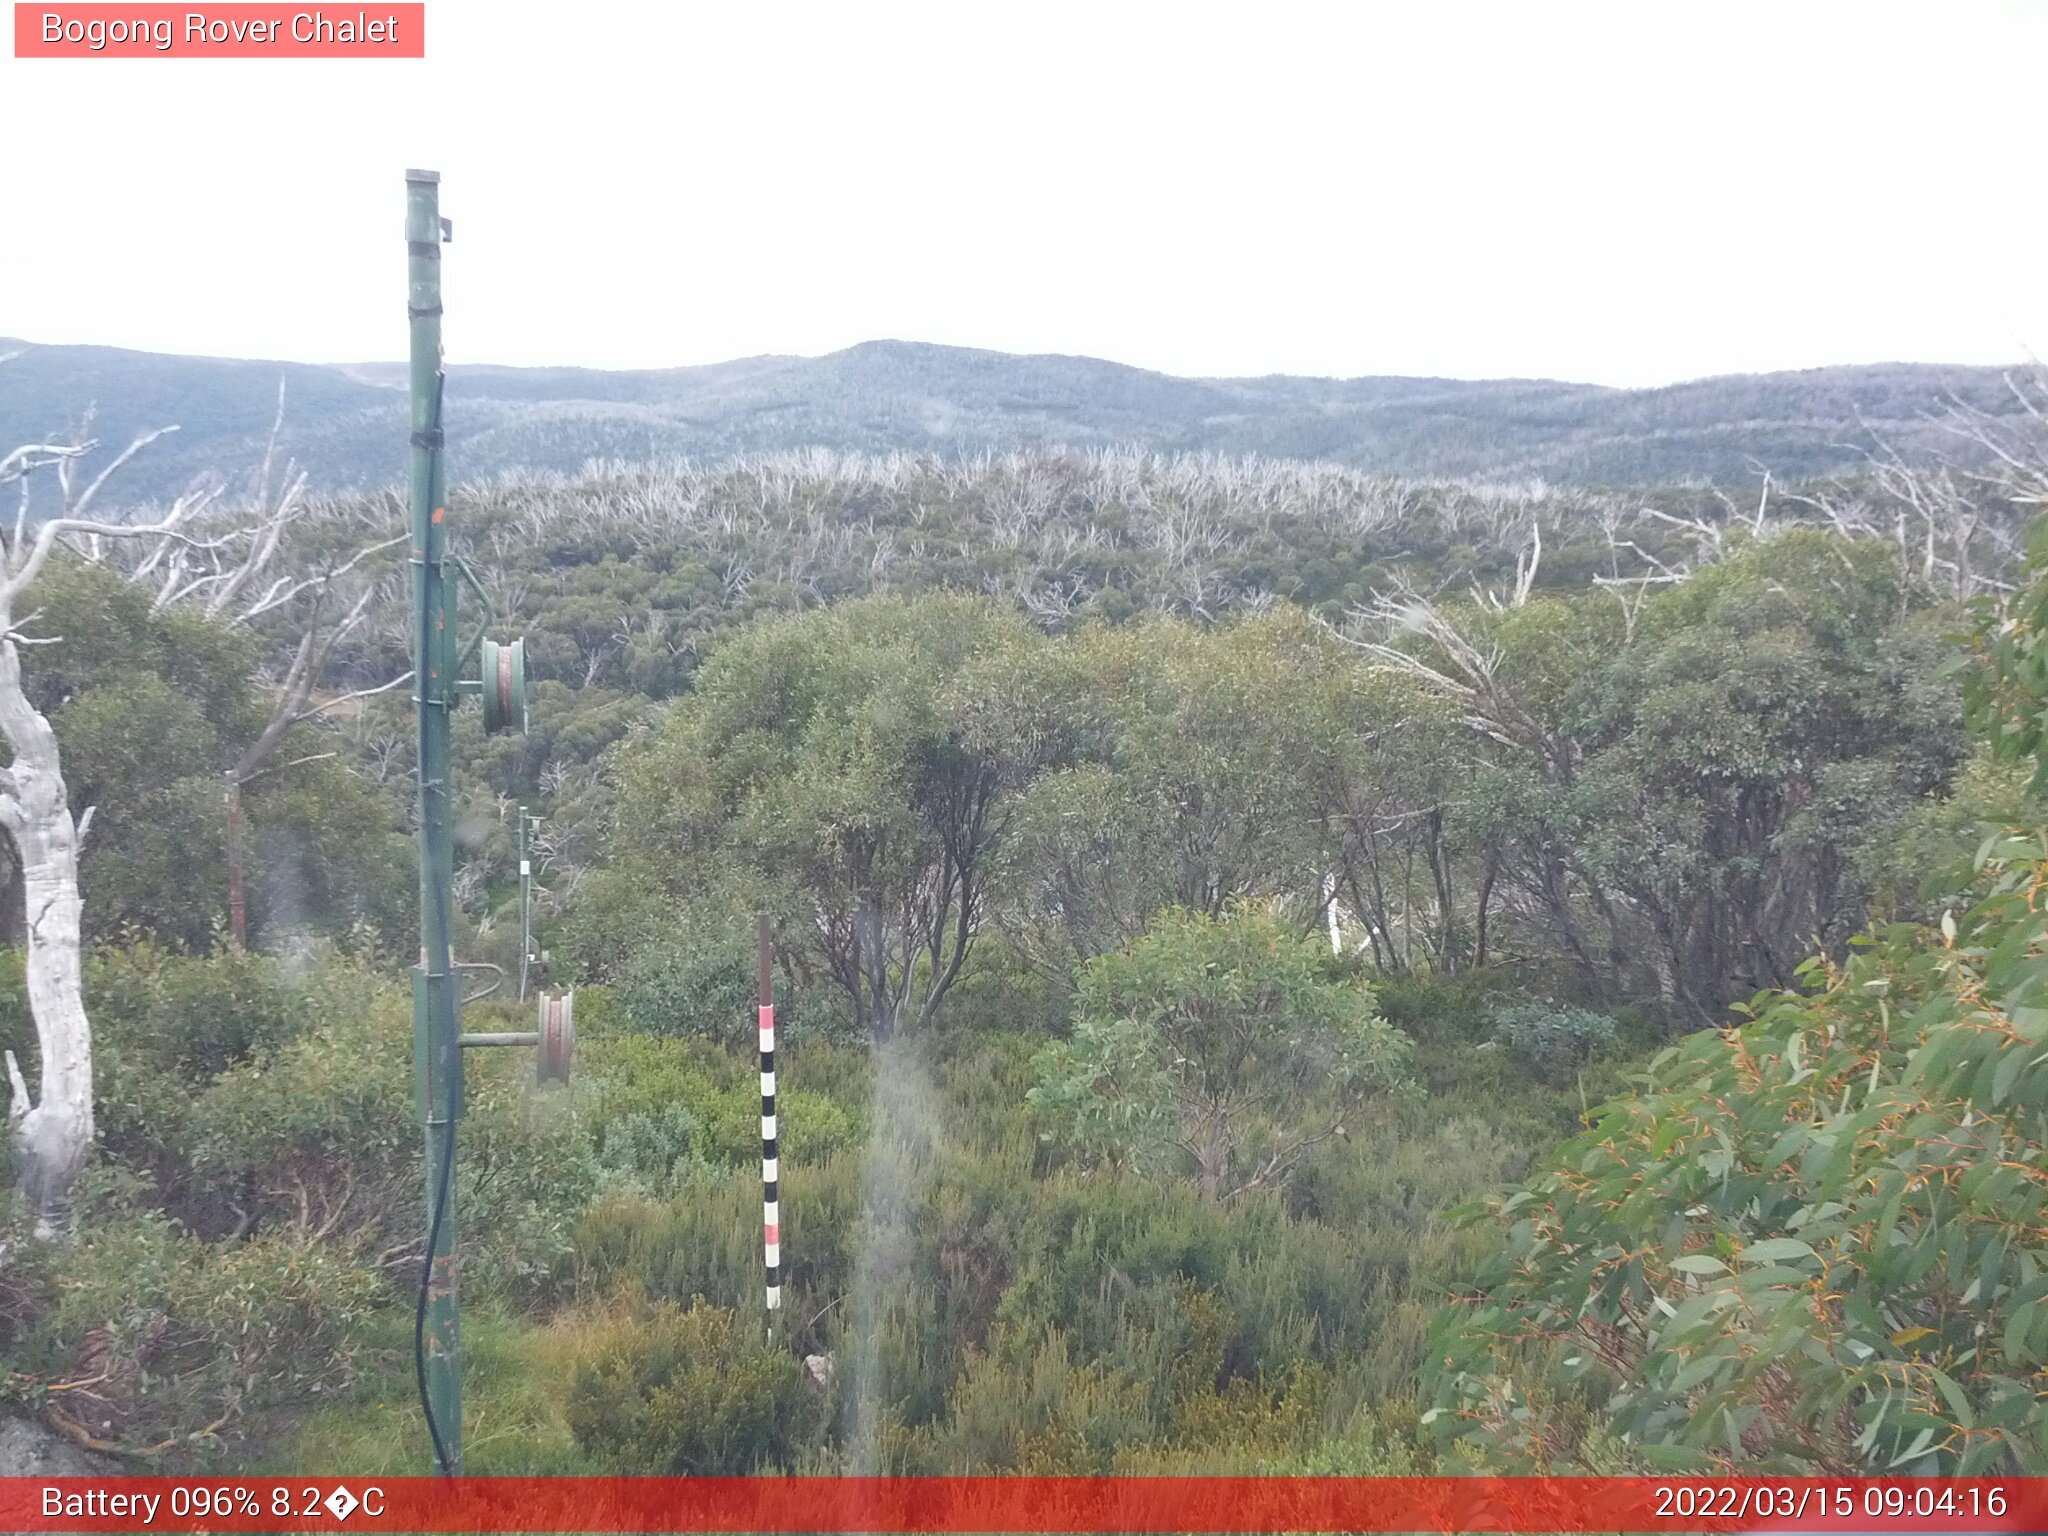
top-left (0, 335), bottom-right (2027, 501)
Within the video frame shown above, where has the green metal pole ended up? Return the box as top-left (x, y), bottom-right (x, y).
top-left (517, 807), bottom-right (531, 1004)
top-left (406, 167), bottom-right (462, 1477)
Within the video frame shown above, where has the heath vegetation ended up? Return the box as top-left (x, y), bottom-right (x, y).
top-left (0, 391), bottom-right (2044, 1473)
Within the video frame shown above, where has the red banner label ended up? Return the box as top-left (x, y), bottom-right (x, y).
top-left (13, 3), bottom-right (424, 56)
top-left (0, 1476), bottom-right (2040, 1533)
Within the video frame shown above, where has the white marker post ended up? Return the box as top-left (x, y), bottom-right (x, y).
top-left (758, 916), bottom-right (781, 1331)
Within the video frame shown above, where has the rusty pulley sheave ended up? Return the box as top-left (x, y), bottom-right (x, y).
top-left (537, 991), bottom-right (574, 1084)
top-left (480, 636), bottom-right (526, 736)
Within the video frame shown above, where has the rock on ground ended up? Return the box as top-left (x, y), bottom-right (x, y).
top-left (0, 1415), bottom-right (114, 1476)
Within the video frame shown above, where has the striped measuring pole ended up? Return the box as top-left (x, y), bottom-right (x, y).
top-left (758, 916), bottom-right (781, 1329)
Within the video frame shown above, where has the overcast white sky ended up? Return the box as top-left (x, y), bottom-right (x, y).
top-left (4, 0), bottom-right (2045, 386)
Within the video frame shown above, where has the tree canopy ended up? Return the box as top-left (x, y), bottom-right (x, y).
top-left (30, 560), bottom-right (408, 952)
top-left (1424, 535), bottom-right (2048, 1474)
top-left (1030, 906), bottom-right (1415, 1201)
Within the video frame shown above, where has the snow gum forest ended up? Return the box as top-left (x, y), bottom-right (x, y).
top-left (1, 378), bottom-right (2046, 1476)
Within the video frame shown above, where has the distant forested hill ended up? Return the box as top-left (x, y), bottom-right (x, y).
top-left (0, 334), bottom-right (2030, 500)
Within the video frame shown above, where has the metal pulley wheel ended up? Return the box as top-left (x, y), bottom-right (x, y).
top-left (480, 637), bottom-right (527, 735)
top-left (537, 991), bottom-right (574, 1084)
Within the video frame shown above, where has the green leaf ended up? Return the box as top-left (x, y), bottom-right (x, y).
top-left (1671, 1254), bottom-right (1730, 1276)
top-left (1739, 1237), bottom-right (1818, 1265)
top-left (1927, 1367), bottom-right (1975, 1430)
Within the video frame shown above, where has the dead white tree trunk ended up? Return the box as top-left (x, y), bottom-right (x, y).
top-left (0, 620), bottom-right (91, 1234)
top-left (0, 437), bottom-right (213, 1229)
top-left (0, 397), bottom-right (402, 1226)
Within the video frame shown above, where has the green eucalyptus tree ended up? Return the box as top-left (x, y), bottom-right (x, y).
top-left (608, 594), bottom-right (1056, 1040)
top-left (995, 610), bottom-right (1355, 972)
top-left (1425, 526), bottom-right (2048, 1474)
top-left (1029, 906), bottom-right (1414, 1201)
top-left (1356, 533), bottom-right (1961, 1018)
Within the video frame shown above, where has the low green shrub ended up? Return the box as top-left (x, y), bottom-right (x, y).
top-left (179, 972), bottom-right (413, 1249)
top-left (582, 1034), bottom-right (863, 1176)
top-left (88, 940), bottom-right (308, 1082)
top-left (1031, 907), bottom-right (1414, 1200)
top-left (565, 1298), bottom-right (821, 1473)
top-left (456, 1049), bottom-right (603, 1307)
top-left (1487, 999), bottom-right (1617, 1077)
top-left (1428, 848), bottom-right (2048, 1472)
top-left (0, 1194), bottom-right (56, 1367)
top-left (19, 1211), bottom-right (375, 1455)
top-left (615, 918), bottom-right (758, 1044)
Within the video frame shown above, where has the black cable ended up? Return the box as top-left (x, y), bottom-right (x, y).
top-left (416, 791), bottom-right (458, 1475)
top-left (413, 363), bottom-right (458, 1477)
top-left (414, 1109), bottom-right (458, 1476)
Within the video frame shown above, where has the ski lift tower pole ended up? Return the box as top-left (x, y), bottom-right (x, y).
top-left (406, 167), bottom-right (463, 1477)
top-left (404, 167), bottom-right (539, 1479)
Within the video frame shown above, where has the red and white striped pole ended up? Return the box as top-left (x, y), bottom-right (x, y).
top-left (758, 916), bottom-right (781, 1330)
